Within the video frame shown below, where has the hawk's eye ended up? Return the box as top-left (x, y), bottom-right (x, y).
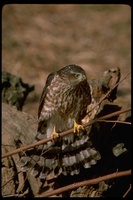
top-left (75, 73), bottom-right (80, 79)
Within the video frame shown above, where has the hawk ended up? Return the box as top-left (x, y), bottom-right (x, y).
top-left (18, 64), bottom-right (101, 181)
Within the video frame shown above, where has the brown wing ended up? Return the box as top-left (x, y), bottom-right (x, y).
top-left (38, 71), bottom-right (57, 119)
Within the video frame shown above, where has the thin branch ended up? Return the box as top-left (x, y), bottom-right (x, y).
top-left (2, 108), bottom-right (131, 159)
top-left (97, 119), bottom-right (131, 125)
top-left (36, 169), bottom-right (131, 197)
top-left (123, 184), bottom-right (131, 197)
top-left (87, 70), bottom-right (131, 115)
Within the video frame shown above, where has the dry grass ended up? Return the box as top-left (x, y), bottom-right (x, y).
top-left (2, 4), bottom-right (131, 116)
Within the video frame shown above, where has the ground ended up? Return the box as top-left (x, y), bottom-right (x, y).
top-left (2, 4), bottom-right (131, 117)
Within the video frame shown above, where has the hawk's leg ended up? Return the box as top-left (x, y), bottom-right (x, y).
top-left (51, 126), bottom-right (59, 141)
top-left (73, 120), bottom-right (84, 133)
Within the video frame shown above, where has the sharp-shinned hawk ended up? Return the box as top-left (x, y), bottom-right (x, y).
top-left (18, 64), bottom-right (101, 181)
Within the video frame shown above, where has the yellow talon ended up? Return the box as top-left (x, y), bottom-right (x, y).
top-left (51, 126), bottom-right (59, 141)
top-left (73, 120), bottom-right (84, 133)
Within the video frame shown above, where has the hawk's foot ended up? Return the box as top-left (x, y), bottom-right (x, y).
top-left (51, 126), bottom-right (59, 141)
top-left (73, 120), bottom-right (84, 133)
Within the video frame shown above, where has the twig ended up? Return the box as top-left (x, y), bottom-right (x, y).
top-left (123, 184), bottom-right (131, 197)
top-left (2, 108), bottom-right (131, 159)
top-left (87, 70), bottom-right (131, 115)
top-left (97, 119), bottom-right (131, 125)
top-left (36, 169), bottom-right (131, 197)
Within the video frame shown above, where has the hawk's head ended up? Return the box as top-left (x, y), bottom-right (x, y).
top-left (58, 64), bottom-right (87, 85)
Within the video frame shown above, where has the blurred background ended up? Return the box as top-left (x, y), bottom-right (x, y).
top-left (2, 4), bottom-right (131, 117)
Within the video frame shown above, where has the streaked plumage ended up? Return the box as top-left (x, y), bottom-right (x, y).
top-left (18, 64), bottom-right (101, 181)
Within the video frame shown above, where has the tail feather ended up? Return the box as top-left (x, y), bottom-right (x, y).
top-left (18, 129), bottom-right (101, 181)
